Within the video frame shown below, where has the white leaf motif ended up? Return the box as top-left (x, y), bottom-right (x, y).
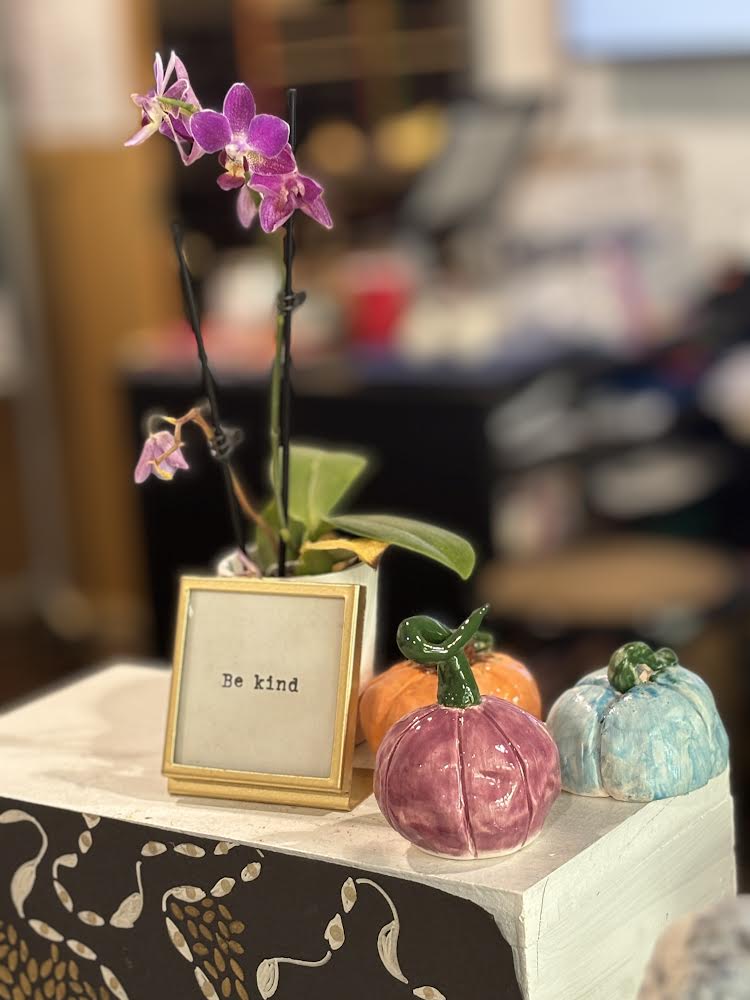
top-left (341, 877), bottom-right (357, 913)
top-left (53, 853), bottom-right (78, 877)
top-left (414, 989), bottom-right (446, 999)
top-left (53, 880), bottom-right (73, 912)
top-left (194, 967), bottom-right (219, 998)
top-left (213, 841), bottom-right (238, 855)
top-left (241, 863), bottom-right (261, 882)
top-left (100, 965), bottom-right (129, 1000)
top-left (210, 877), bottom-right (235, 897)
top-left (161, 885), bottom-right (206, 910)
top-left (165, 917), bottom-right (194, 962)
top-left (0, 808), bottom-right (30, 824)
top-left (324, 913), bottom-right (345, 951)
top-left (28, 920), bottom-right (63, 942)
top-left (141, 841), bottom-right (167, 857)
top-left (257, 958), bottom-right (279, 999)
top-left (83, 814), bottom-right (100, 829)
top-left (174, 843), bottom-right (205, 858)
top-left (66, 939), bottom-right (98, 961)
top-left (377, 920), bottom-right (408, 984)
top-left (78, 910), bottom-right (105, 927)
top-left (110, 862), bottom-right (144, 928)
top-left (78, 830), bottom-right (93, 854)
top-left (11, 861), bottom-right (38, 919)
top-left (0, 809), bottom-right (48, 918)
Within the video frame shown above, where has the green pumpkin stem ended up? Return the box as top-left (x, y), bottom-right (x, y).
top-left (396, 604), bottom-right (490, 708)
top-left (608, 641), bottom-right (678, 693)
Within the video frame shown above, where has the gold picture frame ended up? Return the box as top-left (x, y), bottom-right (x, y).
top-left (163, 575), bottom-right (369, 810)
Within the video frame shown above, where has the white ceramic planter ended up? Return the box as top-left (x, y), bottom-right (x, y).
top-left (216, 553), bottom-right (380, 687)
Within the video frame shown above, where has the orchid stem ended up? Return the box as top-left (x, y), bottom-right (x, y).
top-left (150, 407), bottom-right (275, 547)
top-left (171, 223), bottom-right (248, 557)
top-left (272, 87), bottom-right (298, 577)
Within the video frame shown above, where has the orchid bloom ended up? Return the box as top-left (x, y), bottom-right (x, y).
top-left (125, 52), bottom-right (203, 165)
top-left (190, 83), bottom-right (295, 183)
top-left (252, 171), bottom-right (333, 233)
top-left (134, 430), bottom-right (189, 483)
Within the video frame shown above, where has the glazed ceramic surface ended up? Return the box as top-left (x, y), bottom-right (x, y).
top-left (360, 649), bottom-right (542, 754)
top-left (547, 648), bottom-right (729, 802)
top-left (374, 695), bottom-right (560, 859)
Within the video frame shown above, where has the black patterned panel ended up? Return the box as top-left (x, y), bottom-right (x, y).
top-left (0, 798), bottom-right (521, 1000)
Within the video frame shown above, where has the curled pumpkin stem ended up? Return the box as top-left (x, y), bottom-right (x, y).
top-left (396, 605), bottom-right (490, 709)
top-left (608, 641), bottom-right (678, 693)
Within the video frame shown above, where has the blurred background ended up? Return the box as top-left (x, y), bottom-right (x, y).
top-left (2, 0), bottom-right (750, 877)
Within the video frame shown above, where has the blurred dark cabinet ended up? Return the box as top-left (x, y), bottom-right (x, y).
top-left (126, 368), bottom-right (494, 663)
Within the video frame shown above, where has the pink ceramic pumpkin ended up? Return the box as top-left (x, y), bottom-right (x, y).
top-left (374, 606), bottom-right (560, 859)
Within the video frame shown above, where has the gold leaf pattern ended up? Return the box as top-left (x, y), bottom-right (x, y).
top-left (0, 804), bottom-right (448, 1000)
top-left (0, 922), bottom-right (116, 1000)
top-left (166, 889), bottom-right (249, 998)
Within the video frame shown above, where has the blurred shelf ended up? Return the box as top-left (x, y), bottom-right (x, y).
top-left (478, 535), bottom-right (742, 631)
top-left (260, 26), bottom-right (466, 85)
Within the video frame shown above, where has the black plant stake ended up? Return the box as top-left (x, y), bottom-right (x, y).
top-left (171, 222), bottom-right (247, 556)
top-left (276, 88), bottom-right (306, 576)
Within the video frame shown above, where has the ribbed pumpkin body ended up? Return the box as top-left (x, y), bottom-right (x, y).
top-left (547, 666), bottom-right (729, 802)
top-left (374, 695), bottom-right (560, 859)
top-left (360, 652), bottom-right (542, 753)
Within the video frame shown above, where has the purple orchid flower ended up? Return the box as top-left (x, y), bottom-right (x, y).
top-left (252, 171), bottom-right (333, 233)
top-left (125, 52), bottom-right (203, 165)
top-left (190, 83), bottom-right (294, 181)
top-left (134, 430), bottom-right (189, 483)
top-left (235, 185), bottom-right (258, 229)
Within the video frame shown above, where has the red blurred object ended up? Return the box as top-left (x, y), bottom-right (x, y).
top-left (342, 251), bottom-right (420, 351)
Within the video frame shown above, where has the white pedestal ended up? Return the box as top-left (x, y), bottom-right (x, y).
top-left (0, 665), bottom-right (736, 999)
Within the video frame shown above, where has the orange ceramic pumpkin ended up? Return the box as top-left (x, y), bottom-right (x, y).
top-left (359, 634), bottom-right (542, 753)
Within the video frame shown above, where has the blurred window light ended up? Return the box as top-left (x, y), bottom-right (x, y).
top-left (565, 0), bottom-right (750, 59)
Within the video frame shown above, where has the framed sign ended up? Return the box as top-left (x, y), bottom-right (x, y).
top-left (163, 576), bottom-right (368, 810)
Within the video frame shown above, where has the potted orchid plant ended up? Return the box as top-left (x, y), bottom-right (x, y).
top-left (127, 53), bottom-right (475, 680)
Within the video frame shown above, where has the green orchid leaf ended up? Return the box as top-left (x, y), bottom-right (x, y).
top-left (286, 445), bottom-right (369, 539)
top-left (325, 513), bottom-right (476, 580)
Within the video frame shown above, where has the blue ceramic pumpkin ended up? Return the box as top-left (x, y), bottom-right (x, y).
top-left (547, 641), bottom-right (728, 801)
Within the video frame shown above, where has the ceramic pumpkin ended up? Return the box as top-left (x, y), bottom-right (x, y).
top-left (360, 622), bottom-right (541, 753)
top-left (638, 897), bottom-right (750, 999)
top-left (374, 605), bottom-right (560, 859)
top-left (547, 641), bottom-right (729, 802)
